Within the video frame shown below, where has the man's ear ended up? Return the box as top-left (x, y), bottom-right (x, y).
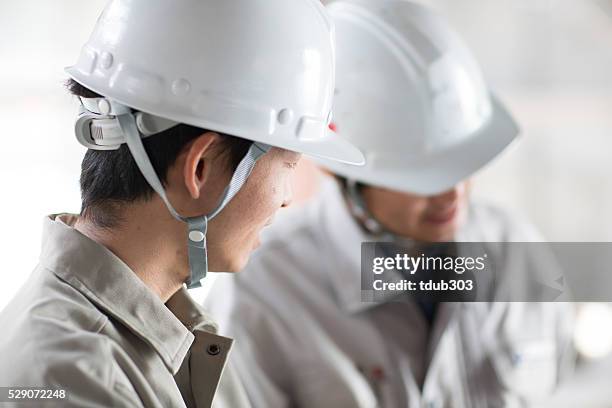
top-left (183, 132), bottom-right (220, 199)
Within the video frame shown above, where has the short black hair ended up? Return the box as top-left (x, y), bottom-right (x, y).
top-left (66, 79), bottom-right (252, 228)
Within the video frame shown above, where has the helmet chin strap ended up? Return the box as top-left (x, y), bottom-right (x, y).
top-left (344, 179), bottom-right (460, 279)
top-left (83, 99), bottom-right (270, 289)
top-left (117, 113), bottom-right (270, 288)
top-left (344, 179), bottom-right (418, 248)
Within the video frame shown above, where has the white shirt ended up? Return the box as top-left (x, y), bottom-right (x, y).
top-left (205, 180), bottom-right (574, 408)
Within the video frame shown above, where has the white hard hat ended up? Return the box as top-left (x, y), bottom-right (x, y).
top-left (318, 0), bottom-right (520, 195)
top-left (67, 0), bottom-right (364, 166)
top-left (66, 0), bottom-right (364, 289)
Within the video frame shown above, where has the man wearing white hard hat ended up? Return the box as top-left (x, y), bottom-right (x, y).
top-left (0, 0), bottom-right (364, 407)
top-left (206, 1), bottom-right (574, 406)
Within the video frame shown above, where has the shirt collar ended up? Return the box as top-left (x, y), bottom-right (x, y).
top-left (39, 214), bottom-right (216, 374)
top-left (318, 180), bottom-right (480, 315)
top-left (318, 180), bottom-right (401, 314)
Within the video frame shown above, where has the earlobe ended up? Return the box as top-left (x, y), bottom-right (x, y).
top-left (184, 132), bottom-right (219, 199)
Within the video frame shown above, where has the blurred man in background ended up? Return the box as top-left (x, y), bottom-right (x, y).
top-left (206, 1), bottom-right (574, 407)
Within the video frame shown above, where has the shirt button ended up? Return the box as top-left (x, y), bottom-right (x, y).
top-left (207, 344), bottom-right (221, 356)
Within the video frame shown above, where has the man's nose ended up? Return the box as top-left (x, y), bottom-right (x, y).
top-left (430, 185), bottom-right (461, 207)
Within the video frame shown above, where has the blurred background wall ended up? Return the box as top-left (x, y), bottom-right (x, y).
top-left (1, 1), bottom-right (612, 404)
top-left (0, 1), bottom-right (108, 308)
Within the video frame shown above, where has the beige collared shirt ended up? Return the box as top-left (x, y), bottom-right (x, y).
top-left (0, 214), bottom-right (234, 407)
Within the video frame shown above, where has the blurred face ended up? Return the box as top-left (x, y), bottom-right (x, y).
top-left (206, 148), bottom-right (300, 272)
top-left (360, 181), bottom-right (471, 242)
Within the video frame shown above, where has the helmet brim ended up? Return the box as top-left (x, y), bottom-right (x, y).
top-left (316, 94), bottom-right (520, 195)
top-left (263, 128), bottom-right (367, 166)
top-left (66, 67), bottom-right (366, 167)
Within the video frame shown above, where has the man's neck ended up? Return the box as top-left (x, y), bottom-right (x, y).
top-left (74, 201), bottom-right (188, 303)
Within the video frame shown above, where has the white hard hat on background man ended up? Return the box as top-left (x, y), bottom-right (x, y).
top-left (66, 0), bottom-right (365, 288)
top-left (318, 0), bottom-right (520, 196)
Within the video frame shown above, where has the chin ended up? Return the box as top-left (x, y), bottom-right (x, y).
top-left (209, 237), bottom-right (259, 272)
top-left (207, 255), bottom-right (244, 273)
top-left (423, 234), bottom-right (450, 243)
top-left (229, 248), bottom-right (256, 272)
top-left (223, 258), bottom-right (246, 273)
top-left (421, 226), bottom-right (458, 243)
